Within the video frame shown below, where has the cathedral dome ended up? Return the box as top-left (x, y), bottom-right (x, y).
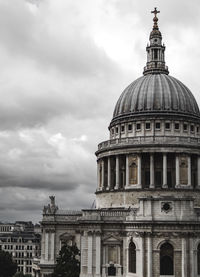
top-left (112, 74), bottom-right (200, 121)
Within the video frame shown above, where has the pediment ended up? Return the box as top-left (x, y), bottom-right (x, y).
top-left (102, 233), bottom-right (122, 243)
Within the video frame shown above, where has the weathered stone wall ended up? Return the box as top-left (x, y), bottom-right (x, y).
top-left (96, 190), bottom-right (200, 208)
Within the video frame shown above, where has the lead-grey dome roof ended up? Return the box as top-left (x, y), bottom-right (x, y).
top-left (113, 74), bottom-right (200, 121)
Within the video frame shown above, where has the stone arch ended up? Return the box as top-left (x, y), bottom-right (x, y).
top-left (59, 232), bottom-right (75, 247)
top-left (127, 236), bottom-right (139, 250)
top-left (156, 239), bottom-right (176, 250)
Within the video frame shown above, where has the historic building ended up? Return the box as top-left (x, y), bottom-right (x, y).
top-left (0, 221), bottom-right (41, 275)
top-left (37, 9), bottom-right (200, 277)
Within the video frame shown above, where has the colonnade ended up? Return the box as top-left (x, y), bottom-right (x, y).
top-left (97, 153), bottom-right (200, 190)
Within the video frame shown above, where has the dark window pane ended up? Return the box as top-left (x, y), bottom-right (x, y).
top-left (175, 123), bottom-right (179, 130)
top-left (165, 122), bottom-right (170, 130)
top-left (155, 122), bottom-right (160, 129)
top-left (183, 124), bottom-right (188, 131)
top-left (160, 243), bottom-right (174, 275)
top-left (129, 241), bottom-right (136, 273)
top-left (136, 123), bottom-right (141, 130)
top-left (146, 123), bottom-right (151, 130)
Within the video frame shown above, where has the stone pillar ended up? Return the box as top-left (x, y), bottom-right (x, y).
top-left (126, 155), bottom-right (129, 187)
top-left (147, 235), bottom-right (152, 277)
top-left (102, 159), bottom-right (105, 188)
top-left (44, 232), bottom-right (49, 261)
top-left (50, 232), bottom-right (55, 261)
top-left (23, 260), bottom-right (26, 275)
top-left (97, 161), bottom-right (101, 189)
top-left (188, 155), bottom-right (192, 187)
top-left (138, 154), bottom-right (142, 187)
top-left (162, 153), bottom-right (167, 188)
top-left (115, 155), bottom-right (120, 189)
top-left (176, 155), bottom-right (180, 187)
top-left (80, 234), bottom-right (86, 276)
top-left (190, 237), bottom-right (195, 277)
top-left (96, 233), bottom-right (101, 276)
top-left (140, 235), bottom-right (144, 277)
top-left (198, 156), bottom-right (200, 188)
top-left (150, 154), bottom-right (154, 188)
top-left (107, 157), bottom-right (111, 190)
top-left (182, 237), bottom-right (187, 277)
top-left (88, 233), bottom-right (93, 276)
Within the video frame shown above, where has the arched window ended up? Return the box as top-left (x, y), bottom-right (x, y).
top-left (197, 244), bottom-right (200, 275)
top-left (129, 240), bottom-right (136, 273)
top-left (160, 242), bottom-right (174, 275)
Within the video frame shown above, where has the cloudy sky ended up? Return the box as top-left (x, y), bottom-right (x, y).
top-left (0, 0), bottom-right (200, 222)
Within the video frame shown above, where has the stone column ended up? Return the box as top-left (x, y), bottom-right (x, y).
top-left (150, 154), bottom-right (154, 188)
top-left (190, 237), bottom-right (195, 277)
top-left (23, 260), bottom-right (26, 275)
top-left (182, 237), bottom-right (187, 277)
top-left (88, 233), bottom-right (93, 276)
top-left (50, 232), bottom-right (55, 261)
top-left (147, 235), bottom-right (152, 277)
top-left (102, 159), bottom-right (105, 188)
top-left (162, 153), bottom-right (167, 188)
top-left (198, 156), bottom-right (200, 188)
top-left (140, 234), bottom-right (144, 277)
top-left (96, 233), bottom-right (101, 276)
top-left (176, 155), bottom-right (180, 188)
top-left (80, 234), bottom-right (86, 276)
top-left (138, 154), bottom-right (142, 187)
top-left (115, 156), bottom-right (120, 189)
top-left (107, 157), bottom-right (111, 190)
top-left (44, 232), bottom-right (49, 261)
top-left (188, 155), bottom-right (192, 187)
top-left (126, 155), bottom-right (129, 187)
top-left (97, 161), bottom-right (100, 189)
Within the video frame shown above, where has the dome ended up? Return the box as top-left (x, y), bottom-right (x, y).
top-left (112, 74), bottom-right (200, 121)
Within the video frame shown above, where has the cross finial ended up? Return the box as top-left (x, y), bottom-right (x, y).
top-left (151, 7), bottom-right (160, 30)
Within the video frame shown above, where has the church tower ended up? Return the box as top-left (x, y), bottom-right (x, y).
top-left (38, 9), bottom-right (200, 277)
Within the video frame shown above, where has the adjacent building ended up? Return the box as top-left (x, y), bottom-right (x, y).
top-left (0, 221), bottom-right (41, 275)
top-left (37, 9), bottom-right (200, 277)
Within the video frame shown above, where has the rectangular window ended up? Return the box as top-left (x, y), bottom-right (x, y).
top-left (183, 124), bottom-right (188, 131)
top-left (191, 125), bottom-right (194, 132)
top-left (197, 126), bottom-right (199, 133)
top-left (128, 124), bottom-right (132, 131)
top-left (155, 122), bottom-right (160, 129)
top-left (111, 128), bottom-right (114, 135)
top-left (175, 123), bottom-right (180, 130)
top-left (136, 123), bottom-right (141, 130)
top-left (121, 125), bottom-right (125, 132)
top-left (145, 122), bottom-right (151, 130)
top-left (116, 127), bottom-right (118, 134)
top-left (165, 122), bottom-right (170, 130)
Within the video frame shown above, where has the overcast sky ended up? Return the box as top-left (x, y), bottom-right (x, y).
top-left (0, 0), bottom-right (200, 223)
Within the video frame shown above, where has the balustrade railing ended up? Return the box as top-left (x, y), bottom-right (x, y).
top-left (98, 136), bottom-right (200, 150)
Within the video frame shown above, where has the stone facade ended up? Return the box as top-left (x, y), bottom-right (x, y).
top-left (0, 221), bottom-right (41, 275)
top-left (36, 9), bottom-right (200, 277)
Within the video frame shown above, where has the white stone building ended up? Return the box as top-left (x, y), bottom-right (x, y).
top-left (37, 9), bottom-right (200, 277)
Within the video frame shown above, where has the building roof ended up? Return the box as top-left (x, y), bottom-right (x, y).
top-left (112, 74), bottom-right (200, 122)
